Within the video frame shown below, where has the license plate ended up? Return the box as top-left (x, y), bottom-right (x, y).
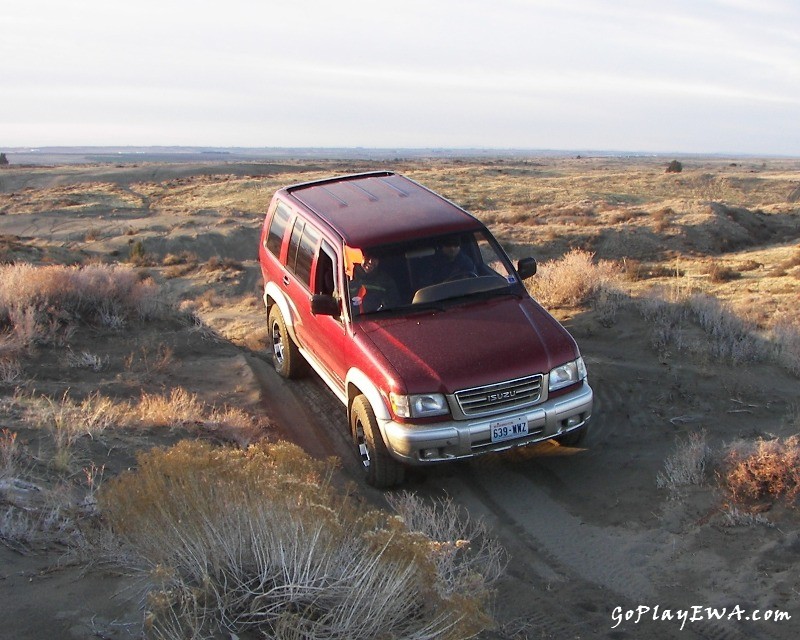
top-left (490, 416), bottom-right (528, 443)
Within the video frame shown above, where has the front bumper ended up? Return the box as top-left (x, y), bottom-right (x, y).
top-left (380, 381), bottom-right (593, 465)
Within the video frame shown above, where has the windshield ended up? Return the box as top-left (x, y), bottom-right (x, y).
top-left (347, 230), bottom-right (519, 317)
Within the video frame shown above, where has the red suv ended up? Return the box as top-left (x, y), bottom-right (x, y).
top-left (259, 172), bottom-right (592, 487)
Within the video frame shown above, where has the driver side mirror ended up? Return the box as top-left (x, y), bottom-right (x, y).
top-left (517, 257), bottom-right (537, 280)
top-left (311, 294), bottom-right (340, 317)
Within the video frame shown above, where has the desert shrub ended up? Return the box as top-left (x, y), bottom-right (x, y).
top-left (772, 315), bottom-right (800, 376)
top-left (721, 506), bottom-right (774, 528)
top-left (0, 358), bottom-right (22, 386)
top-left (704, 263), bottom-right (741, 283)
top-left (722, 436), bottom-right (800, 506)
top-left (656, 431), bottom-right (709, 494)
top-left (737, 259), bottom-right (762, 272)
top-left (0, 264), bottom-right (167, 348)
top-left (0, 428), bottom-right (19, 482)
top-left (639, 292), bottom-right (688, 356)
top-left (205, 405), bottom-right (263, 446)
top-left (665, 160), bottom-right (683, 174)
top-left (621, 259), bottom-right (680, 281)
top-left (10, 391), bottom-right (125, 473)
top-left (0, 426), bottom-right (93, 552)
top-left (161, 251), bottom-right (198, 267)
top-left (100, 440), bottom-right (499, 640)
top-left (129, 240), bottom-right (148, 265)
top-left (203, 255), bottom-right (245, 272)
top-left (651, 207), bottom-right (673, 232)
top-left (638, 288), bottom-right (766, 364)
top-left (386, 491), bottom-right (506, 598)
top-left (525, 248), bottom-right (621, 309)
top-left (66, 349), bottom-right (108, 371)
top-left (124, 343), bottom-right (174, 377)
top-left (1, 496), bottom-right (78, 552)
top-left (134, 388), bottom-right (206, 428)
top-left (686, 294), bottom-right (764, 363)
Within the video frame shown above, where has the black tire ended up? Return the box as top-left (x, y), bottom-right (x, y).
top-left (555, 423), bottom-right (589, 447)
top-left (350, 395), bottom-right (405, 489)
top-left (268, 305), bottom-right (306, 379)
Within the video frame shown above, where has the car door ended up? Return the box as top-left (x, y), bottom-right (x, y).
top-left (304, 239), bottom-right (350, 392)
top-left (283, 219), bottom-right (349, 393)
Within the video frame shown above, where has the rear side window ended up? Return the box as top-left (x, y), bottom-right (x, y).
top-left (286, 218), bottom-right (321, 288)
top-left (265, 202), bottom-right (291, 258)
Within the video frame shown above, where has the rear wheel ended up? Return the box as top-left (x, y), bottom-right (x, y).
top-left (350, 395), bottom-right (405, 489)
top-left (268, 305), bottom-right (306, 379)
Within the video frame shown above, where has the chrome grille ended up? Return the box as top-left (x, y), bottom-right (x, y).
top-left (455, 374), bottom-right (543, 417)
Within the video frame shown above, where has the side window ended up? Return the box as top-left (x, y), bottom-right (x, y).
top-left (286, 217), bottom-right (320, 289)
top-left (295, 224), bottom-right (319, 286)
top-left (314, 241), bottom-right (338, 297)
top-left (265, 202), bottom-right (291, 258)
top-left (287, 218), bottom-right (305, 275)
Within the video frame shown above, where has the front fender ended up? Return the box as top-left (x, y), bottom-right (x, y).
top-left (346, 368), bottom-right (392, 422)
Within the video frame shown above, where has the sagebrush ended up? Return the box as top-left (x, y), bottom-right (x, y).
top-left (656, 430), bottom-right (709, 494)
top-left (0, 263), bottom-right (166, 353)
top-left (525, 248), bottom-right (620, 309)
top-left (100, 440), bottom-right (502, 640)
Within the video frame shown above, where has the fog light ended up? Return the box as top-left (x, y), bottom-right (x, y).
top-left (420, 448), bottom-right (439, 460)
top-left (565, 415), bottom-right (582, 428)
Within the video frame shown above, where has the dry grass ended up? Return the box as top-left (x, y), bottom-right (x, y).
top-left (134, 388), bottom-right (206, 428)
top-left (1, 157), bottom-right (798, 631)
top-left (0, 421), bottom-right (98, 553)
top-left (656, 431), bottom-right (710, 495)
top-left (772, 314), bottom-right (800, 376)
top-left (100, 440), bottom-right (500, 640)
top-left (721, 506), bottom-right (774, 528)
top-left (0, 427), bottom-right (19, 483)
top-left (0, 263), bottom-right (167, 353)
top-left (638, 287), bottom-right (774, 366)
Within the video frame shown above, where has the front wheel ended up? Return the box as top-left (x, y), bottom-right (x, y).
top-left (268, 305), bottom-right (306, 379)
top-left (350, 395), bottom-right (405, 489)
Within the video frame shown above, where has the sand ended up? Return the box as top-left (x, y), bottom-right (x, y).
top-left (0, 157), bottom-right (798, 639)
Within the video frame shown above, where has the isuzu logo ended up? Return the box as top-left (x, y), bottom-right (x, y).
top-left (487, 390), bottom-right (516, 402)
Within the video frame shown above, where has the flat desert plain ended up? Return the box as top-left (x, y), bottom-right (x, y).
top-left (0, 155), bottom-right (799, 639)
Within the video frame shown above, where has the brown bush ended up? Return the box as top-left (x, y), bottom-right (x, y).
top-left (0, 263), bottom-right (165, 332)
top-left (704, 264), bottom-right (742, 283)
top-left (525, 248), bottom-right (621, 308)
top-left (722, 436), bottom-right (800, 506)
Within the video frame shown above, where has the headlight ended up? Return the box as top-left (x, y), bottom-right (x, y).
top-left (549, 357), bottom-right (587, 392)
top-left (390, 392), bottom-right (449, 418)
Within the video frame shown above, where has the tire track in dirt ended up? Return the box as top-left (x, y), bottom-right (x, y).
top-left (247, 352), bottom-right (757, 640)
top-left (246, 354), bottom-right (365, 481)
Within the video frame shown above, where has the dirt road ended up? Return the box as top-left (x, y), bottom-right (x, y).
top-left (247, 305), bottom-right (799, 640)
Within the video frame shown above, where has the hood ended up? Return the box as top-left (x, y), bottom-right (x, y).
top-left (356, 295), bottom-right (578, 394)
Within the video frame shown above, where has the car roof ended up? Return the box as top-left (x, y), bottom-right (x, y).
top-left (281, 171), bottom-right (482, 247)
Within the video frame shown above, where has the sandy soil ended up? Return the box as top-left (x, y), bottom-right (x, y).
top-left (0, 157), bottom-right (798, 639)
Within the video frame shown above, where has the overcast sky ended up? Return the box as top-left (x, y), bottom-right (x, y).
top-left (2, 0), bottom-right (799, 155)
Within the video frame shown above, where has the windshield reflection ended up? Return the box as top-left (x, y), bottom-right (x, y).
top-left (347, 230), bottom-right (518, 317)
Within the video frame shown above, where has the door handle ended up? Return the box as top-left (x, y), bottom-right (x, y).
top-left (282, 275), bottom-right (290, 286)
